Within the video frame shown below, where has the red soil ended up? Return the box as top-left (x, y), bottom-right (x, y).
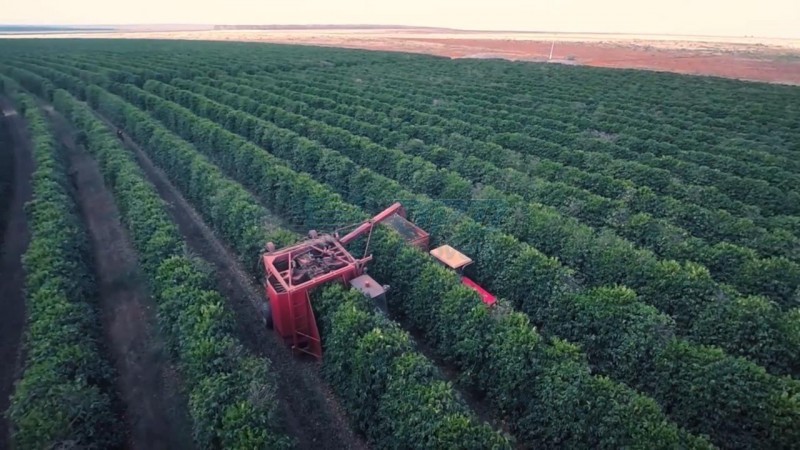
top-left (398, 38), bottom-right (800, 84)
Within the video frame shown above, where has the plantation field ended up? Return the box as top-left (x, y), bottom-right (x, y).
top-left (0, 39), bottom-right (798, 449)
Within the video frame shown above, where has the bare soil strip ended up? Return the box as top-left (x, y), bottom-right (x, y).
top-left (405, 327), bottom-right (511, 437)
top-left (100, 115), bottom-right (367, 449)
top-left (0, 99), bottom-right (33, 449)
top-left (45, 106), bottom-right (195, 450)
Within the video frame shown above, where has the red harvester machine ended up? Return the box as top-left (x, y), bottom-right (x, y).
top-left (259, 202), bottom-right (495, 359)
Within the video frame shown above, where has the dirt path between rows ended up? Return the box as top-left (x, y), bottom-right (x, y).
top-left (45, 105), bottom-right (195, 450)
top-left (403, 325), bottom-right (512, 438)
top-left (101, 116), bottom-right (367, 449)
top-left (0, 99), bottom-right (34, 449)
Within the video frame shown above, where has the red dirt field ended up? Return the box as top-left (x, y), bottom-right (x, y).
top-left (401, 38), bottom-right (800, 85)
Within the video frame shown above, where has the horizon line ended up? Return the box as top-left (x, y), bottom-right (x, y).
top-left (1, 23), bottom-right (797, 40)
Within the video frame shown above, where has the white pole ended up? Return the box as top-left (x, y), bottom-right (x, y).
top-left (549, 40), bottom-right (555, 60)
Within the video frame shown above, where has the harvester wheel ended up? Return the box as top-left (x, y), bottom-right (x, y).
top-left (266, 242), bottom-right (276, 253)
top-left (260, 301), bottom-right (273, 329)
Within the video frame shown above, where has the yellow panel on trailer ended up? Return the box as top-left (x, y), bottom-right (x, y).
top-left (430, 245), bottom-right (473, 270)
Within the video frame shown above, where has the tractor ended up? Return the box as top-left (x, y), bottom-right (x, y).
top-left (258, 203), bottom-right (495, 359)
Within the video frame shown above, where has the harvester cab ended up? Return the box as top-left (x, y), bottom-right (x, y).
top-left (258, 202), bottom-right (495, 360)
top-left (349, 274), bottom-right (389, 314)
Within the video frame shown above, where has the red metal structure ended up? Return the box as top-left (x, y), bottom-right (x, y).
top-left (259, 202), bottom-right (495, 359)
top-left (429, 244), bottom-right (497, 306)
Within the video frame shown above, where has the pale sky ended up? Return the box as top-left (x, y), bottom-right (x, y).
top-left (3, 0), bottom-right (800, 38)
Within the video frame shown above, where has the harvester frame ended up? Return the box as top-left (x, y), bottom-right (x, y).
top-left (259, 203), bottom-right (494, 359)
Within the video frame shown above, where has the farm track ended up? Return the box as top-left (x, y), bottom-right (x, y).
top-left (45, 104), bottom-right (195, 450)
top-left (0, 98), bottom-right (33, 449)
top-left (403, 326), bottom-right (507, 434)
top-left (97, 112), bottom-right (368, 450)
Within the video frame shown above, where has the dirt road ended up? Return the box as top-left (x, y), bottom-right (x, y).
top-left (0, 99), bottom-right (33, 449)
top-left (46, 106), bottom-right (195, 450)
